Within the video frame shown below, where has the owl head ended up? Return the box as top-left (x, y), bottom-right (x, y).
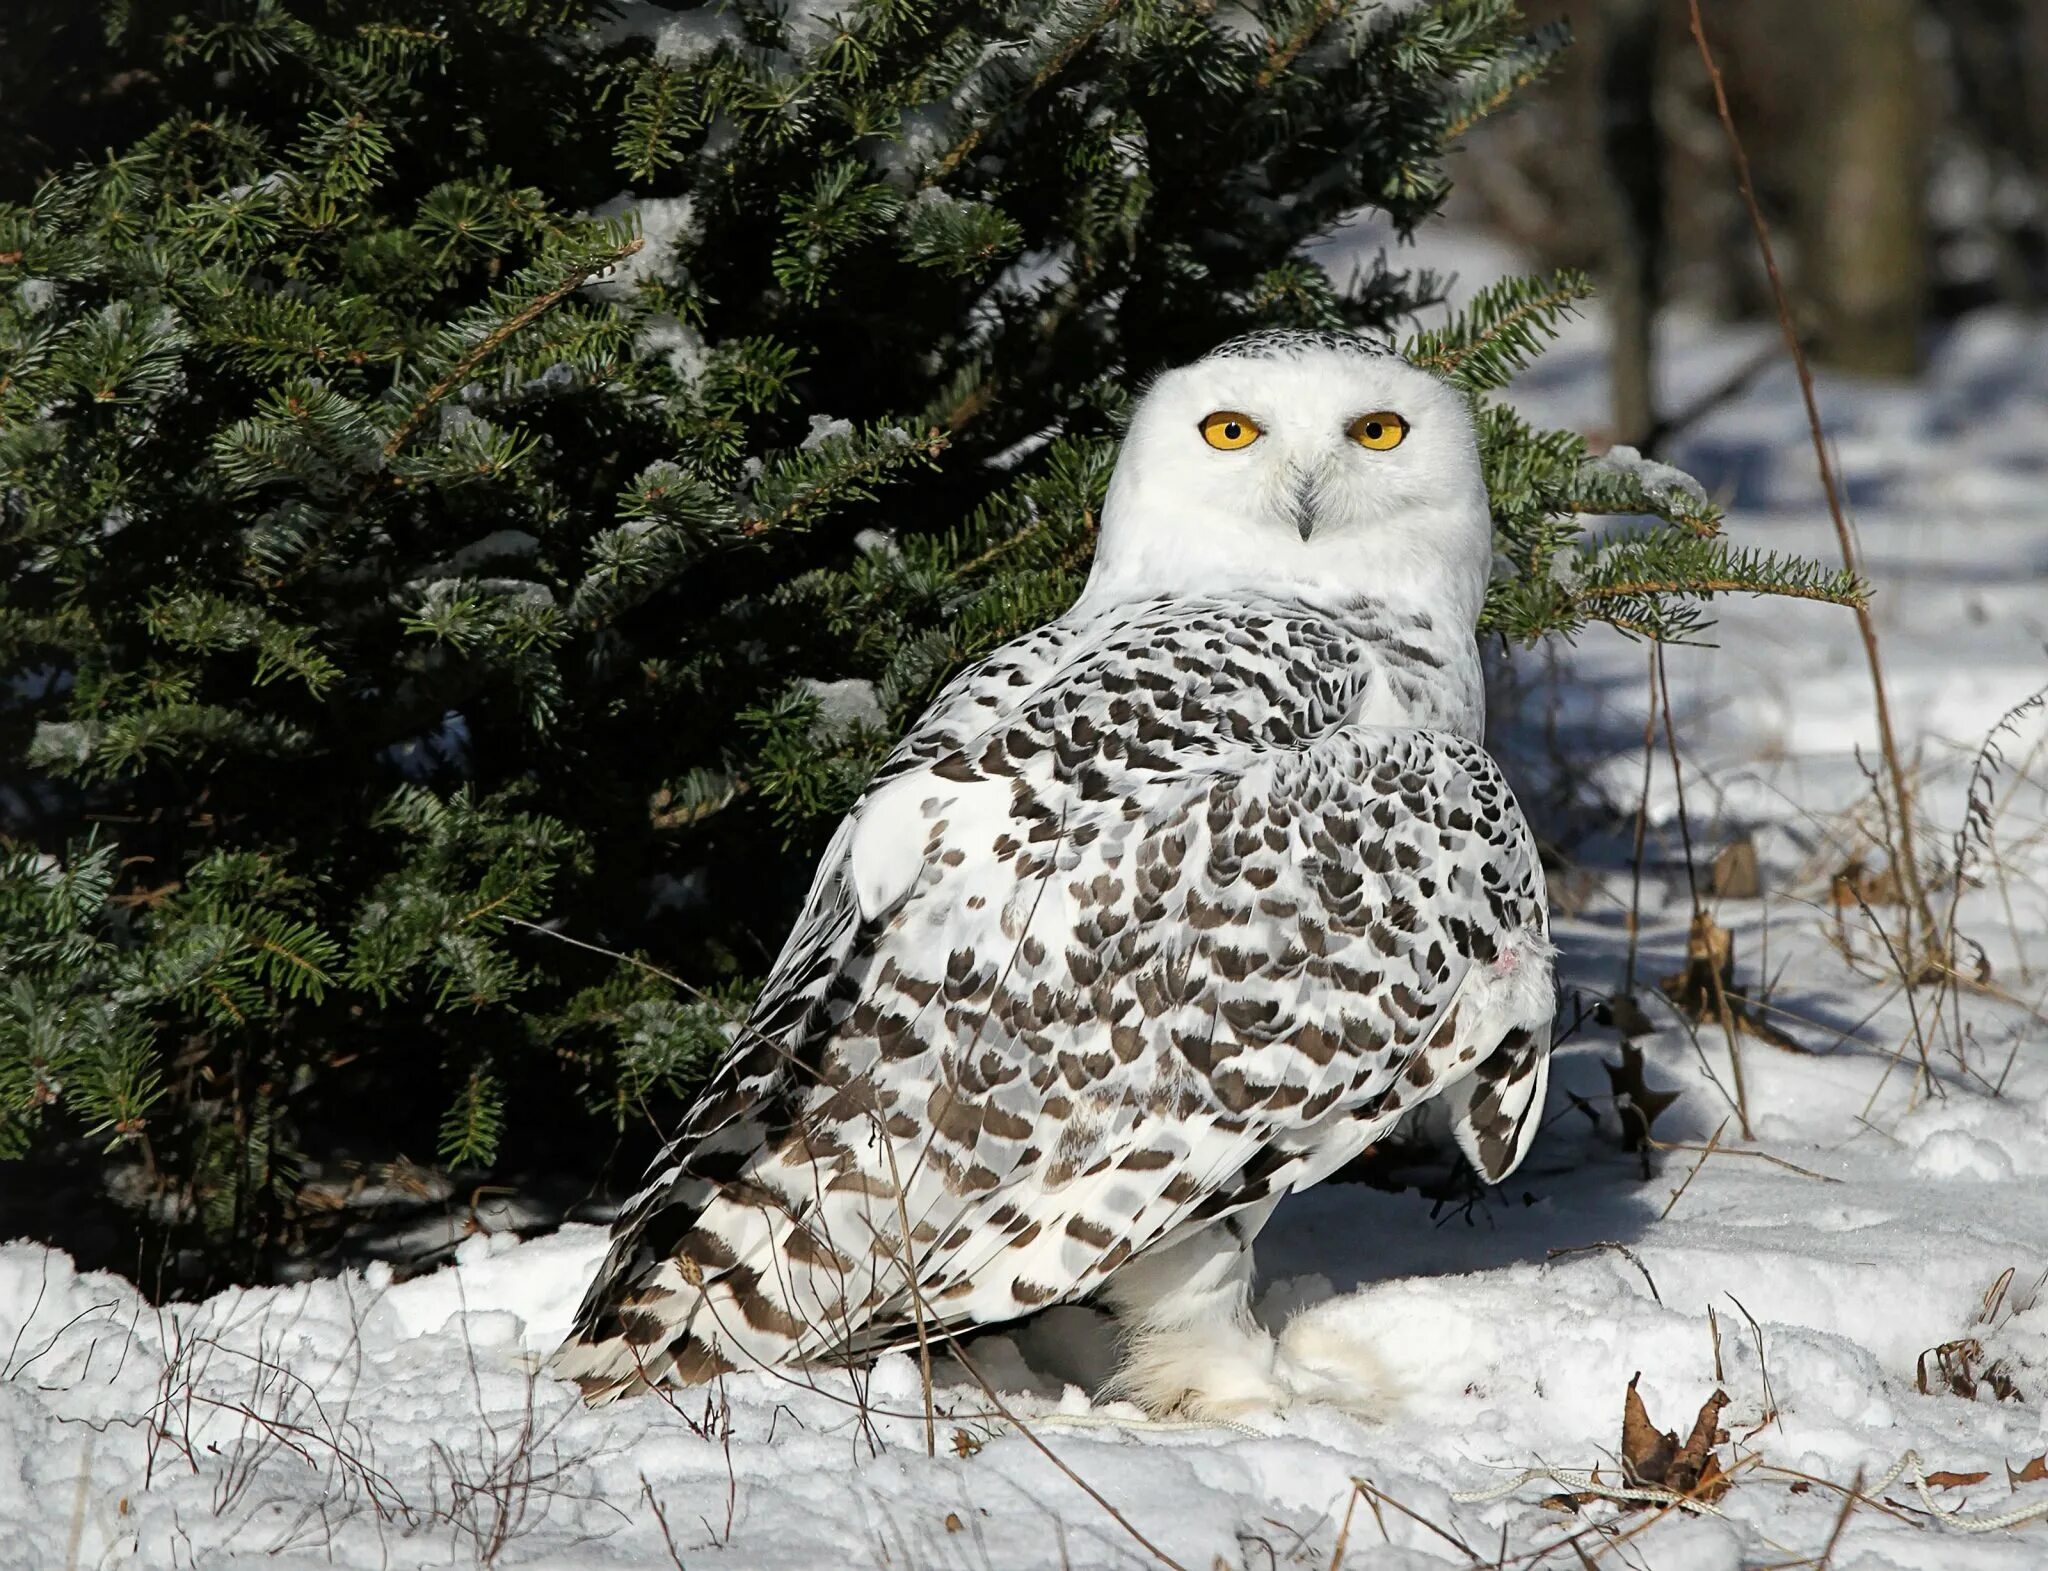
top-left (1082, 332), bottom-right (1492, 625)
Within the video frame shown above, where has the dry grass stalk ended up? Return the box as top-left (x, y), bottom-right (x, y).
top-left (1685, 0), bottom-right (1933, 961)
top-left (1653, 645), bottom-right (1754, 1138)
top-left (1545, 1241), bottom-right (1663, 1304)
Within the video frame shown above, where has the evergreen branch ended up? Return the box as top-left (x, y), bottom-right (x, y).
top-left (739, 426), bottom-right (949, 537)
top-left (382, 235), bottom-right (643, 457)
top-left (249, 933), bottom-right (335, 995)
top-left (925, 0), bottom-right (1127, 185)
top-left (1438, 21), bottom-right (1571, 143)
top-left (1256, 0), bottom-right (1357, 90)
top-left (1407, 272), bottom-right (1592, 391)
top-left (1577, 576), bottom-right (1866, 607)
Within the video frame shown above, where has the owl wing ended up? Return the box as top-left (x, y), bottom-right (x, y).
top-left (834, 721), bottom-right (1554, 1349)
top-left (554, 619), bottom-right (1552, 1398)
top-left (551, 621), bottom-right (1090, 1388)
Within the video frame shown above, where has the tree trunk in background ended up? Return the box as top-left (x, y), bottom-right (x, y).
top-left (1800, 0), bottom-right (1928, 375)
top-left (1600, 0), bottom-right (1665, 447)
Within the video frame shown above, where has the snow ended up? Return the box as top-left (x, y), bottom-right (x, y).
top-left (584, 194), bottom-right (697, 301)
top-left (8, 235), bottom-right (2048, 1566)
top-left (799, 412), bottom-right (855, 451)
top-left (798, 675), bottom-right (885, 739)
top-left (1584, 443), bottom-right (1711, 508)
top-left (594, 2), bottom-right (740, 65)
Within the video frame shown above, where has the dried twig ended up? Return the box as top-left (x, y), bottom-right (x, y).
top-left (1545, 1241), bottom-right (1662, 1305)
top-left (1655, 644), bottom-right (1753, 1138)
top-left (639, 1476), bottom-right (687, 1571)
top-left (1685, 0), bottom-right (1930, 958)
top-left (1725, 1294), bottom-right (1778, 1436)
top-left (1623, 645), bottom-right (1658, 997)
top-left (925, 1322), bottom-right (1190, 1571)
top-left (1659, 1116), bottom-right (1729, 1220)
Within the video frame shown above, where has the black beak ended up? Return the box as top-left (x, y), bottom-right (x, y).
top-left (1288, 469), bottom-right (1318, 542)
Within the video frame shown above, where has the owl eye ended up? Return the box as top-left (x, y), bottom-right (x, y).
top-left (1348, 411), bottom-right (1409, 450)
top-left (1198, 411), bottom-right (1261, 450)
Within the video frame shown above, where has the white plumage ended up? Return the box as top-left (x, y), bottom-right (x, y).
top-left (552, 331), bottom-right (1555, 1418)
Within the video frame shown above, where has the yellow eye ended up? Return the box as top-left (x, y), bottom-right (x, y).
top-left (1199, 411), bottom-right (1261, 450)
top-left (1348, 411), bottom-right (1409, 450)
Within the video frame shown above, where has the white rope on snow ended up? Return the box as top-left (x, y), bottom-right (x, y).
top-left (998, 1415), bottom-right (2048, 1536)
top-left (1450, 1450), bottom-right (2048, 1535)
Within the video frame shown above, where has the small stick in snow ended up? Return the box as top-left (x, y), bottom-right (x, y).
top-left (1658, 1116), bottom-right (1729, 1221)
top-left (1646, 1135), bottom-right (1838, 1185)
top-left (1328, 1481), bottom-right (1362, 1571)
top-left (1622, 644), bottom-right (1657, 999)
top-left (639, 1475), bottom-right (686, 1571)
top-left (1545, 1241), bottom-right (1662, 1306)
top-left (1654, 643), bottom-right (1753, 1140)
top-left (921, 1320), bottom-right (1191, 1571)
top-left (1349, 1478), bottom-right (1480, 1565)
top-left (1686, 0), bottom-right (1934, 960)
top-left (1725, 1294), bottom-right (1779, 1438)
top-left (1809, 1467), bottom-right (1866, 1571)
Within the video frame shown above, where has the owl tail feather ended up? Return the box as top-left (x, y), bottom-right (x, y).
top-left (547, 1143), bottom-right (923, 1405)
top-left (1448, 1018), bottom-right (1553, 1184)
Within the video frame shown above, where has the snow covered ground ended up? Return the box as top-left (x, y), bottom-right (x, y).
top-left (6, 240), bottom-right (2048, 1568)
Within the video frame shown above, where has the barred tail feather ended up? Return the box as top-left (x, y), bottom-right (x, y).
top-left (1448, 1018), bottom-right (1552, 1184)
top-left (548, 1126), bottom-right (922, 1404)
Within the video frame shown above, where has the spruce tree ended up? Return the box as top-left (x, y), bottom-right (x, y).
top-left (0, 0), bottom-right (1858, 1281)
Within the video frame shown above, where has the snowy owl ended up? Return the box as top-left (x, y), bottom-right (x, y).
top-left (552, 330), bottom-right (1555, 1419)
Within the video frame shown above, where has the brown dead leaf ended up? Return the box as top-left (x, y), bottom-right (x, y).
top-left (944, 1512), bottom-right (964, 1533)
top-left (1620, 1376), bottom-right (1734, 1501)
top-left (950, 1429), bottom-right (982, 1459)
top-left (1693, 1451), bottom-right (1733, 1505)
top-left (1710, 837), bottom-right (1761, 899)
top-left (1830, 856), bottom-right (1902, 907)
top-left (2009, 1453), bottom-right (2048, 1488)
top-left (1673, 1388), bottom-right (1730, 1481)
top-left (1918, 1338), bottom-right (2026, 1403)
top-left (1599, 991), bottom-right (1657, 1040)
top-left (1658, 911), bottom-right (1809, 1053)
top-left (1605, 1045), bottom-right (1682, 1151)
top-left (1621, 1373), bottom-right (1679, 1486)
top-left (1925, 1470), bottom-right (1992, 1490)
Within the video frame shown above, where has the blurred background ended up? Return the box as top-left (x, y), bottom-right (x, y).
top-left (1450, 0), bottom-right (2048, 442)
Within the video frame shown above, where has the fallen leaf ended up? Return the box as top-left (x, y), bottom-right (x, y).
top-left (1830, 856), bottom-right (1902, 907)
top-left (1789, 1480), bottom-right (1811, 1495)
top-left (1919, 1339), bottom-right (1983, 1399)
top-left (1926, 1470), bottom-right (1991, 1490)
top-left (1658, 911), bottom-right (1809, 1052)
top-left (1693, 1451), bottom-right (1733, 1504)
top-left (1620, 1377), bottom-right (1735, 1501)
top-left (944, 1512), bottom-right (964, 1533)
top-left (1710, 838), bottom-right (1760, 899)
top-left (1914, 1338), bottom-right (2019, 1402)
top-left (1621, 1373), bottom-right (1678, 1486)
top-left (1673, 1388), bottom-right (1731, 1489)
top-left (2009, 1453), bottom-right (2048, 1488)
top-left (950, 1429), bottom-right (982, 1459)
top-left (1599, 992), bottom-right (1657, 1040)
top-left (1605, 1046), bottom-right (1682, 1151)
